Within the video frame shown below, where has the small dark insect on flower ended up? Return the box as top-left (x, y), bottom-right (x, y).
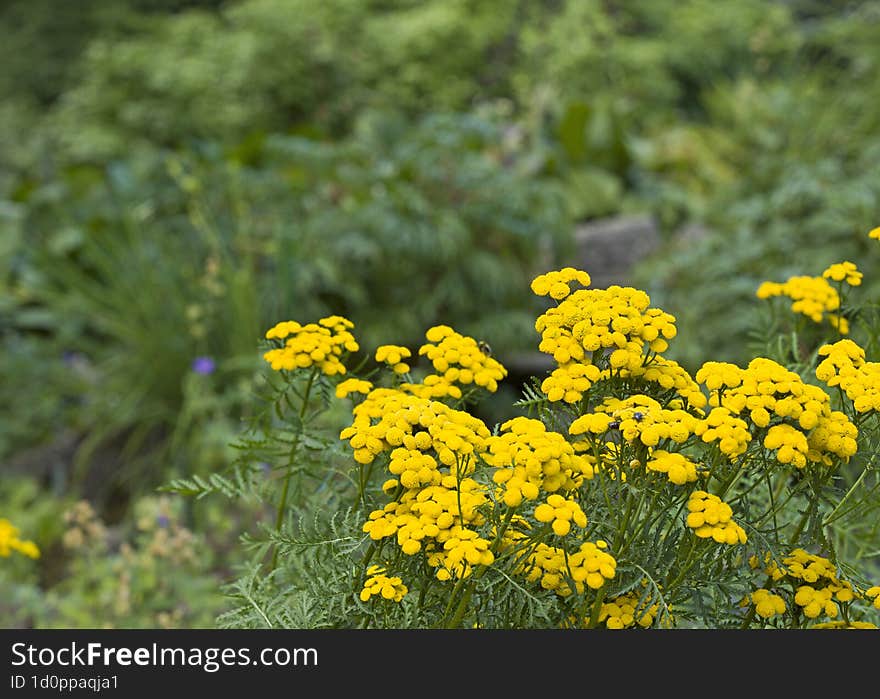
top-left (608, 421), bottom-right (620, 430)
top-left (633, 411), bottom-right (645, 422)
top-left (478, 340), bottom-right (493, 357)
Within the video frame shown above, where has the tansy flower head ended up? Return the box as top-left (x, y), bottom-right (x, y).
top-left (375, 345), bottom-right (412, 374)
top-left (685, 491), bottom-right (747, 545)
top-left (756, 275), bottom-right (842, 329)
top-left (263, 316), bottom-right (359, 375)
top-left (359, 565), bottom-right (408, 603)
top-left (868, 226), bottom-right (880, 240)
top-left (750, 589), bottom-right (787, 619)
top-left (335, 378), bottom-right (373, 399)
top-left (340, 387), bottom-right (491, 480)
top-left (418, 326), bottom-right (507, 393)
top-left (695, 356), bottom-right (858, 466)
top-left (531, 267), bottom-right (592, 300)
top-left (486, 417), bottom-right (594, 506)
top-left (822, 261), bottom-right (862, 287)
top-left (522, 540), bottom-right (616, 596)
top-left (533, 493), bottom-right (588, 536)
top-left (570, 395), bottom-right (698, 449)
top-left (533, 284), bottom-right (680, 407)
top-left (816, 339), bottom-right (880, 414)
top-left (646, 450), bottom-right (703, 485)
top-left (0, 518), bottom-right (40, 559)
top-left (598, 590), bottom-right (660, 629)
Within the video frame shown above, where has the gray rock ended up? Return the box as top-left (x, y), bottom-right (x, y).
top-left (574, 214), bottom-right (660, 289)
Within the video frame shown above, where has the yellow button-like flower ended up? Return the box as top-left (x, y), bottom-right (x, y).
top-left (264, 316), bottom-right (359, 375)
top-left (375, 344), bottom-right (412, 374)
top-left (359, 565), bottom-right (408, 603)
top-left (751, 589), bottom-right (787, 619)
top-left (686, 491), bottom-right (747, 544)
top-left (534, 494), bottom-right (588, 536)
top-left (822, 261), bottom-right (862, 286)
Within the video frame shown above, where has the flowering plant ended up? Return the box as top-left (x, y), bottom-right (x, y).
top-left (176, 230), bottom-right (880, 629)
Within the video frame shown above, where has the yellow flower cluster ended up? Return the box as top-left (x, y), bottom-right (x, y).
top-left (359, 565), bottom-right (408, 603)
top-left (645, 450), bottom-right (702, 485)
top-left (763, 423), bottom-right (810, 468)
top-left (750, 589), bottom-right (787, 619)
top-left (870, 226), bottom-right (880, 240)
top-left (598, 590), bottom-right (660, 629)
top-left (523, 540), bottom-right (616, 596)
top-left (692, 407), bottom-right (752, 459)
top-left (426, 526), bottom-right (496, 581)
top-left (540, 362), bottom-right (602, 404)
top-left (756, 275), bottom-right (846, 331)
top-left (486, 417), bottom-right (595, 507)
top-left (533, 279), bottom-right (678, 404)
top-left (822, 261), bottom-right (862, 286)
top-left (751, 549), bottom-right (858, 620)
top-left (340, 387), bottom-right (491, 480)
top-left (783, 549), bottom-right (849, 585)
top-left (534, 494), bottom-right (588, 536)
top-left (816, 339), bottom-right (880, 414)
top-left (867, 587), bottom-right (880, 610)
top-left (569, 395), bottom-right (698, 449)
top-left (794, 586), bottom-right (847, 619)
top-left (263, 315), bottom-right (359, 375)
top-left (0, 518), bottom-right (40, 559)
top-left (363, 477), bottom-right (484, 547)
top-left (530, 267), bottom-right (592, 300)
top-left (547, 286), bottom-right (677, 357)
top-left (363, 477), bottom-right (495, 580)
top-left (543, 357), bottom-right (705, 409)
top-left (418, 325), bottom-right (507, 393)
top-left (529, 270), bottom-right (705, 408)
top-left (685, 491), bottom-right (747, 545)
top-left (375, 344), bottom-right (412, 374)
top-left (695, 357), bottom-right (858, 466)
top-left (335, 378), bottom-right (373, 399)
top-left (330, 320), bottom-right (622, 594)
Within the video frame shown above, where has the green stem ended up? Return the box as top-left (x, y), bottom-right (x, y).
top-left (823, 451), bottom-right (876, 527)
top-left (441, 505), bottom-right (518, 629)
top-left (586, 585), bottom-right (609, 629)
top-left (269, 368), bottom-right (318, 572)
top-left (663, 533), bottom-right (701, 592)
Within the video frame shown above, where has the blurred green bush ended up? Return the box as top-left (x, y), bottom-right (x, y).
top-left (2, 109), bottom-right (570, 500)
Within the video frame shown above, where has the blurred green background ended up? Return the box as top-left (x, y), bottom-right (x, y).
top-left (2, 0), bottom-right (879, 627)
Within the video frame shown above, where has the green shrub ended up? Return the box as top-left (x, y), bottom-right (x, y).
top-left (3, 110), bottom-right (571, 498)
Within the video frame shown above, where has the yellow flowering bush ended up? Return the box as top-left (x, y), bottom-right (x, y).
top-left (204, 227), bottom-right (880, 629)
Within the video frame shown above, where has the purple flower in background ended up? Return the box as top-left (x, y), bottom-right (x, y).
top-left (156, 515), bottom-right (170, 529)
top-left (191, 356), bottom-right (216, 375)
